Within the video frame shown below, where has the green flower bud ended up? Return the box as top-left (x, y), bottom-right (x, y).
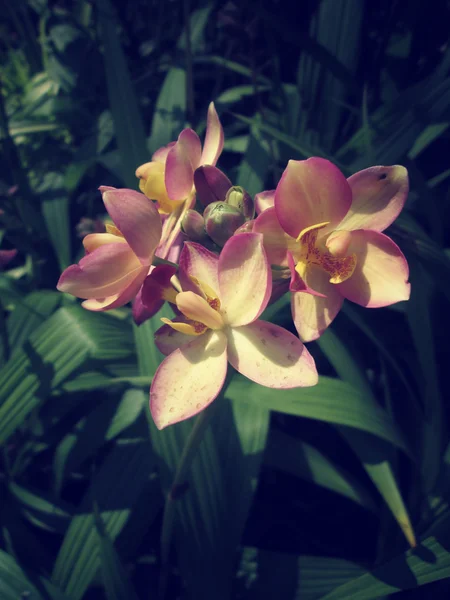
top-left (181, 209), bottom-right (207, 241)
top-left (225, 186), bottom-right (254, 220)
top-left (204, 201), bottom-right (246, 247)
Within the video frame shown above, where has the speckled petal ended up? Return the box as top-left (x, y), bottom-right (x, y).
top-left (338, 165), bottom-right (409, 232)
top-left (218, 233), bottom-right (271, 327)
top-left (226, 320), bottom-right (317, 388)
top-left (150, 330), bottom-right (228, 429)
top-left (291, 265), bottom-right (344, 342)
top-left (337, 230), bottom-right (410, 307)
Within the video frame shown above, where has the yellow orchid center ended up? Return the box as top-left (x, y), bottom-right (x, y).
top-left (135, 161), bottom-right (184, 215)
top-left (295, 222), bottom-right (356, 284)
top-left (161, 279), bottom-right (223, 336)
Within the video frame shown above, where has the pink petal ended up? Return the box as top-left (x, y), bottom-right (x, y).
top-left (165, 129), bottom-right (202, 200)
top-left (82, 266), bottom-right (148, 311)
top-left (291, 265), bottom-right (344, 342)
top-left (154, 319), bottom-right (197, 355)
top-left (253, 207), bottom-right (298, 266)
top-left (218, 233), bottom-right (271, 327)
top-left (150, 330), bottom-right (228, 429)
top-left (176, 291), bottom-right (224, 329)
top-left (339, 165), bottom-right (409, 232)
top-left (57, 243), bottom-right (142, 299)
top-left (275, 158), bottom-right (352, 239)
top-left (101, 188), bottom-right (162, 265)
top-left (83, 232), bottom-right (127, 252)
top-left (193, 165), bottom-right (232, 206)
top-left (200, 102), bottom-right (224, 166)
top-left (138, 264), bottom-right (178, 322)
top-left (179, 241), bottom-right (219, 294)
top-left (152, 141), bottom-right (176, 163)
top-left (255, 190), bottom-right (275, 214)
top-left (227, 320), bottom-right (318, 388)
top-left (337, 230), bottom-right (410, 307)
top-left (287, 252), bottom-right (326, 296)
top-left (0, 249), bottom-right (17, 268)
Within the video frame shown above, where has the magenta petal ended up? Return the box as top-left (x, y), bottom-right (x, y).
top-left (165, 129), bottom-right (202, 200)
top-left (291, 265), bottom-right (344, 342)
top-left (255, 190), bottom-right (275, 214)
top-left (275, 158), bottom-right (352, 239)
top-left (226, 320), bottom-right (318, 388)
top-left (101, 188), bottom-right (162, 265)
top-left (132, 285), bottom-right (160, 325)
top-left (179, 241), bottom-right (220, 294)
top-left (193, 165), bottom-right (232, 206)
top-left (218, 233), bottom-right (271, 327)
top-left (152, 141), bottom-right (176, 163)
top-left (337, 230), bottom-right (410, 308)
top-left (340, 165), bottom-right (409, 232)
top-left (150, 330), bottom-right (228, 429)
top-left (200, 102), bottom-right (224, 167)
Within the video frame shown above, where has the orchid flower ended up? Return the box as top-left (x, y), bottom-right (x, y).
top-left (149, 233), bottom-right (318, 429)
top-left (253, 158), bottom-right (410, 342)
top-left (135, 103), bottom-right (224, 261)
top-left (57, 187), bottom-right (162, 311)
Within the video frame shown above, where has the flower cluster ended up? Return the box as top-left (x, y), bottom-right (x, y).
top-left (58, 103), bottom-right (410, 429)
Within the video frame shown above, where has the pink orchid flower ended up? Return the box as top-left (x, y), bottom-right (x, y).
top-left (149, 233), bottom-right (318, 430)
top-left (253, 158), bottom-right (410, 342)
top-left (135, 102), bottom-right (224, 215)
top-left (57, 188), bottom-right (162, 311)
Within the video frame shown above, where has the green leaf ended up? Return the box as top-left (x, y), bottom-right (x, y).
top-left (148, 67), bottom-right (186, 153)
top-left (226, 376), bottom-right (409, 454)
top-left (52, 438), bottom-right (157, 600)
top-left (320, 533), bottom-right (450, 599)
top-left (408, 122), bottom-right (449, 159)
top-left (264, 429), bottom-right (377, 512)
top-left (237, 122), bottom-right (272, 197)
top-left (97, 0), bottom-right (148, 187)
top-left (0, 306), bottom-right (134, 444)
top-left (317, 328), bottom-right (416, 548)
top-left (95, 509), bottom-right (140, 600)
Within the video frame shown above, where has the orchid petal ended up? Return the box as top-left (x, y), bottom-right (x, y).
top-left (154, 320), bottom-right (194, 355)
top-left (337, 230), bottom-right (410, 307)
top-left (200, 102), bottom-right (224, 166)
top-left (83, 232), bottom-right (126, 253)
top-left (150, 330), bottom-right (228, 429)
top-left (275, 158), bottom-right (352, 239)
top-left (227, 320), bottom-right (317, 388)
top-left (338, 165), bottom-right (409, 232)
top-left (193, 165), bottom-right (232, 206)
top-left (139, 264), bottom-right (178, 320)
top-left (151, 141), bottom-right (176, 163)
top-left (255, 190), bottom-right (275, 214)
top-left (176, 291), bottom-right (224, 329)
top-left (57, 244), bottom-right (142, 299)
top-left (218, 233), bottom-right (271, 327)
top-left (253, 207), bottom-right (298, 266)
top-left (165, 129), bottom-right (202, 200)
top-left (287, 252), bottom-right (326, 296)
top-left (179, 241), bottom-right (219, 294)
top-left (101, 188), bottom-right (162, 265)
top-left (82, 267), bottom-right (147, 311)
top-left (291, 265), bottom-right (344, 342)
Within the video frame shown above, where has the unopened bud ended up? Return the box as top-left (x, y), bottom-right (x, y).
top-left (204, 201), bottom-right (246, 247)
top-left (225, 186), bottom-right (254, 220)
top-left (181, 209), bottom-right (207, 241)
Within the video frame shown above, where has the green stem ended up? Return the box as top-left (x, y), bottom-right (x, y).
top-left (158, 371), bottom-right (235, 599)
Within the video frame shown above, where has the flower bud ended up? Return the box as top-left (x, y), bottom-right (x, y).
top-left (193, 166), bottom-right (232, 207)
top-left (181, 209), bottom-right (207, 241)
top-left (225, 186), bottom-right (254, 220)
top-left (203, 201), bottom-right (246, 247)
